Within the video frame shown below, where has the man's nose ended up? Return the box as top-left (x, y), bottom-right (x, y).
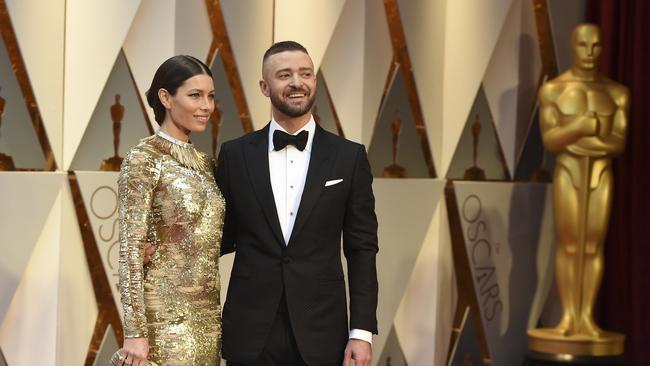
top-left (289, 74), bottom-right (302, 87)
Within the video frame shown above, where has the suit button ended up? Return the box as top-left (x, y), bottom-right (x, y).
top-left (283, 257), bottom-right (291, 264)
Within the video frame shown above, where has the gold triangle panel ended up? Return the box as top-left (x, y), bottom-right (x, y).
top-left (205, 0), bottom-right (253, 134)
top-left (368, 64), bottom-right (431, 179)
top-left (70, 50), bottom-right (151, 171)
top-left (312, 71), bottom-right (344, 137)
top-left (446, 85), bottom-right (510, 181)
top-left (0, 0), bottom-right (55, 170)
top-left (191, 50), bottom-right (247, 159)
top-left (383, 0), bottom-right (436, 177)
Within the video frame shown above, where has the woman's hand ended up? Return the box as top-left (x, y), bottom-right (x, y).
top-left (120, 337), bottom-right (149, 366)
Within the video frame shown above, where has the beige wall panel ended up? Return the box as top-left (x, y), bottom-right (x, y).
top-left (274, 0), bottom-right (346, 72)
top-left (56, 182), bottom-right (97, 366)
top-left (441, 0), bottom-right (514, 175)
top-left (0, 189), bottom-right (63, 366)
top-left (453, 181), bottom-right (553, 365)
top-left (63, 0), bottom-right (142, 170)
top-left (75, 172), bottom-right (123, 318)
top-left (362, 0), bottom-right (392, 147)
top-left (397, 0), bottom-right (446, 171)
top-left (123, 0), bottom-right (176, 130)
top-left (220, 0), bottom-right (273, 130)
top-left (175, 0), bottom-right (212, 60)
top-left (433, 197), bottom-right (456, 366)
top-left (0, 172), bottom-right (64, 320)
top-left (483, 0), bottom-right (542, 176)
top-left (373, 179), bottom-right (444, 358)
top-left (320, 0), bottom-right (365, 143)
top-left (5, 0), bottom-right (65, 166)
top-left (393, 199), bottom-right (451, 366)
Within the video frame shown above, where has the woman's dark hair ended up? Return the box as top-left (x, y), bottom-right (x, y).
top-left (146, 55), bottom-right (213, 123)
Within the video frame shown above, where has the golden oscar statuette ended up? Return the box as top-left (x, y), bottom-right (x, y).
top-left (0, 87), bottom-right (16, 171)
top-left (100, 94), bottom-right (125, 171)
top-left (528, 23), bottom-right (629, 357)
top-left (383, 111), bottom-right (406, 178)
top-left (463, 114), bottom-right (486, 181)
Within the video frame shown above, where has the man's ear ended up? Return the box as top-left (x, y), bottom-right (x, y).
top-left (158, 88), bottom-right (172, 109)
top-left (259, 79), bottom-right (270, 97)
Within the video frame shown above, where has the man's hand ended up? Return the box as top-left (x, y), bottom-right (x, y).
top-left (343, 339), bottom-right (372, 366)
top-left (143, 243), bottom-right (155, 264)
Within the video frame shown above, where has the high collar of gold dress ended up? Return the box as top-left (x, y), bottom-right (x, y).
top-left (152, 130), bottom-right (210, 171)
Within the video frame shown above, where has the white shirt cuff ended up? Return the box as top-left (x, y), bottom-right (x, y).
top-left (349, 329), bottom-right (373, 344)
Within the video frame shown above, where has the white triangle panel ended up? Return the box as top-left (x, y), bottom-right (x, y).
top-left (220, 0), bottom-right (273, 130)
top-left (320, 0), bottom-right (365, 143)
top-left (441, 0), bottom-right (514, 175)
top-left (362, 0), bottom-right (392, 147)
top-left (483, 0), bottom-right (543, 176)
top-left (373, 179), bottom-right (444, 356)
top-left (397, 0), bottom-right (446, 172)
top-left (63, 0), bottom-right (142, 169)
top-left (274, 0), bottom-right (346, 72)
top-left (175, 0), bottom-right (212, 61)
top-left (393, 198), bottom-right (453, 366)
top-left (123, 0), bottom-right (176, 131)
top-left (0, 172), bottom-right (65, 320)
top-left (56, 181), bottom-right (98, 366)
top-left (0, 188), bottom-right (63, 366)
top-left (5, 0), bottom-right (65, 166)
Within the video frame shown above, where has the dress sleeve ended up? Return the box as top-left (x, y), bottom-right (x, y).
top-left (117, 147), bottom-right (161, 338)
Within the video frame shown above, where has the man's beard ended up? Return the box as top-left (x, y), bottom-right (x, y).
top-left (270, 88), bottom-right (316, 118)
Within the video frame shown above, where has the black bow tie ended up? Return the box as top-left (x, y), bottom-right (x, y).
top-left (273, 130), bottom-right (309, 151)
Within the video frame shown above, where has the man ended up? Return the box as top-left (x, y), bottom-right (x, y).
top-left (216, 41), bottom-right (378, 366)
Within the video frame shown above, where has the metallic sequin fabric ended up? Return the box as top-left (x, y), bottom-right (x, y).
top-left (118, 133), bottom-right (224, 365)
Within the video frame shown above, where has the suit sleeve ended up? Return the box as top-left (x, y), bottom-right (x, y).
top-left (216, 142), bottom-right (237, 256)
top-left (343, 144), bottom-right (379, 334)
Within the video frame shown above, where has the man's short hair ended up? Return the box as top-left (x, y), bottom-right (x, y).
top-left (263, 41), bottom-right (309, 63)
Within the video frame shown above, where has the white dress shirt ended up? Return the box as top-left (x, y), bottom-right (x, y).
top-left (268, 117), bottom-right (373, 345)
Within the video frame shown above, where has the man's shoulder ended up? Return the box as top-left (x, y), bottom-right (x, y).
top-left (221, 128), bottom-right (266, 151)
top-left (320, 128), bottom-right (364, 154)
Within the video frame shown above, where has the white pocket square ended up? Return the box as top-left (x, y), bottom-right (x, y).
top-left (325, 179), bottom-right (343, 187)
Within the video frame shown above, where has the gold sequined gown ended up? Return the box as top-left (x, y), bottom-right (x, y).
top-left (118, 131), bottom-right (224, 365)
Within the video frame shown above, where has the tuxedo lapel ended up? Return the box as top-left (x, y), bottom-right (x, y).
top-left (289, 125), bottom-right (339, 245)
top-left (243, 125), bottom-right (285, 246)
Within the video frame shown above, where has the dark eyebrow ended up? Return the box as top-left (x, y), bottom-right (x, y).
top-left (188, 88), bottom-right (216, 93)
top-left (275, 67), bottom-right (314, 74)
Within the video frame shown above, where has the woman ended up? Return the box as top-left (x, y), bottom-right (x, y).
top-left (116, 55), bottom-right (224, 366)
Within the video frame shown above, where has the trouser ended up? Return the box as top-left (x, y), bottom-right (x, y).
top-left (226, 294), bottom-right (308, 366)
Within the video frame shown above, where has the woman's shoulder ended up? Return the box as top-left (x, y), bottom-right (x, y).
top-left (121, 135), bottom-right (164, 170)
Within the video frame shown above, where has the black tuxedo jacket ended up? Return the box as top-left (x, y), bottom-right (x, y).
top-left (216, 123), bottom-right (378, 365)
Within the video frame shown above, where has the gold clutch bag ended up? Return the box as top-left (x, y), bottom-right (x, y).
top-left (109, 349), bottom-right (159, 366)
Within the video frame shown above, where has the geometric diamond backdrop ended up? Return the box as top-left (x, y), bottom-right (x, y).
top-left (0, 0), bottom-right (585, 364)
